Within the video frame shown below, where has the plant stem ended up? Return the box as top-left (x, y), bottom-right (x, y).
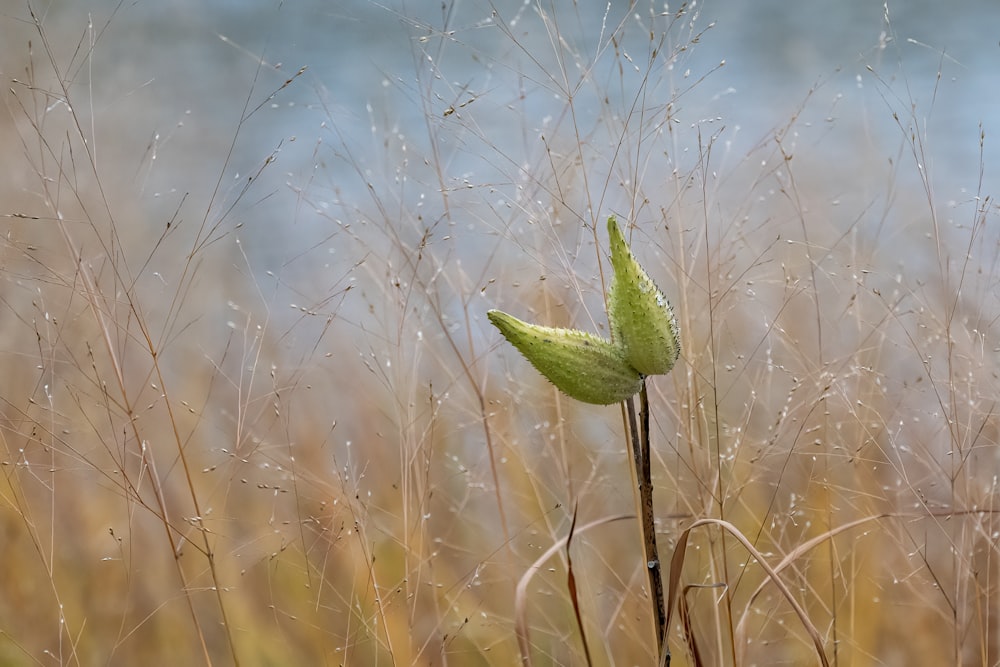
top-left (627, 380), bottom-right (668, 661)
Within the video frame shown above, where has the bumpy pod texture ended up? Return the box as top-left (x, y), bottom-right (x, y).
top-left (489, 216), bottom-right (680, 405)
top-left (606, 216), bottom-right (681, 376)
top-left (487, 310), bottom-right (643, 405)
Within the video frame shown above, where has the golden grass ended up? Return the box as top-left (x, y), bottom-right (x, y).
top-left (2, 2), bottom-right (999, 665)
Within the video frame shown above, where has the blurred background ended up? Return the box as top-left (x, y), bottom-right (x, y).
top-left (5, 0), bottom-right (997, 282)
top-left (2, 1), bottom-right (1000, 665)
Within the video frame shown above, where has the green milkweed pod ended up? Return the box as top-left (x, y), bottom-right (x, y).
top-left (607, 215), bottom-right (681, 376)
top-left (487, 309), bottom-right (643, 405)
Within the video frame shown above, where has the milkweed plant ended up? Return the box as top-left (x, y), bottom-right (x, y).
top-left (488, 215), bottom-right (680, 402)
top-left (489, 215), bottom-right (681, 662)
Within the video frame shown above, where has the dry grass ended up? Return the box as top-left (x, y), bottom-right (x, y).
top-left (2, 1), bottom-right (999, 665)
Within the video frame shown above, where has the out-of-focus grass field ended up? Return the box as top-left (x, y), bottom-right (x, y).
top-left (2, 2), bottom-right (999, 665)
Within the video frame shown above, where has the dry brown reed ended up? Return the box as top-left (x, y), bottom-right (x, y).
top-left (2, 2), bottom-right (998, 665)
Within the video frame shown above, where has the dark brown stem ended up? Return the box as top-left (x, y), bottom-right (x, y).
top-left (627, 381), bottom-right (668, 661)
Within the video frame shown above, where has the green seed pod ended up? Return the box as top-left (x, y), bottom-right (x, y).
top-left (607, 216), bottom-right (681, 376)
top-left (487, 309), bottom-right (642, 405)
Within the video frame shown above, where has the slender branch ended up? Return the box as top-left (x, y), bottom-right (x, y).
top-left (640, 381), bottom-right (668, 659)
top-left (627, 381), bottom-right (668, 661)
